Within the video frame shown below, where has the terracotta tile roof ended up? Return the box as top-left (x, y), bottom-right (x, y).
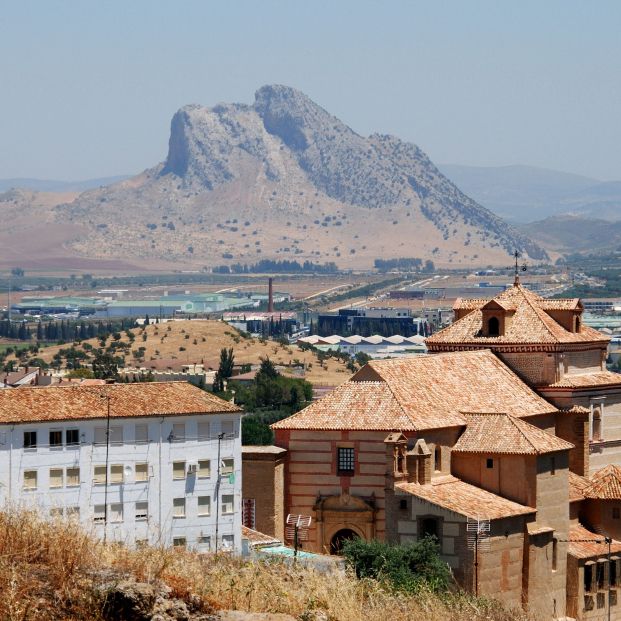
top-left (545, 371), bottom-right (621, 389)
top-left (453, 413), bottom-right (573, 455)
top-left (272, 381), bottom-right (415, 431)
top-left (584, 465), bottom-right (621, 500)
top-left (241, 526), bottom-right (281, 548)
top-left (272, 350), bottom-right (557, 431)
top-left (396, 475), bottom-right (535, 520)
top-left (569, 472), bottom-right (592, 502)
top-left (0, 382), bottom-right (240, 424)
top-left (568, 523), bottom-right (621, 559)
top-left (428, 283), bottom-right (607, 347)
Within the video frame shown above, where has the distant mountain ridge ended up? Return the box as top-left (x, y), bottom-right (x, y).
top-left (2, 85), bottom-right (548, 270)
top-left (0, 176), bottom-right (130, 193)
top-left (439, 164), bottom-right (621, 223)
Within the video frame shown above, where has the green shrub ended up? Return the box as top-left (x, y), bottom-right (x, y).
top-left (342, 537), bottom-right (451, 593)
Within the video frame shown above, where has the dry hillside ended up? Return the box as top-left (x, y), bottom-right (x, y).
top-left (1, 86), bottom-right (547, 272)
top-left (34, 320), bottom-right (351, 385)
top-left (0, 508), bottom-right (528, 621)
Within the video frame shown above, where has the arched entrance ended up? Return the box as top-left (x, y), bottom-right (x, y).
top-left (330, 528), bottom-right (359, 554)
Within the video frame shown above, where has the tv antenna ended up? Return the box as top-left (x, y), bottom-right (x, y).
top-left (467, 516), bottom-right (490, 596)
top-left (285, 514), bottom-right (312, 557)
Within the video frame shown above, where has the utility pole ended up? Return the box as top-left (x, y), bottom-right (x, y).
top-left (214, 431), bottom-right (226, 553)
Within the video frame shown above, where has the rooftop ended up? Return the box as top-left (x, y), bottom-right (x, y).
top-left (272, 350), bottom-right (557, 431)
top-left (545, 371), bottom-right (621, 389)
top-left (452, 413), bottom-right (573, 455)
top-left (428, 282), bottom-right (607, 348)
top-left (584, 464), bottom-right (621, 500)
top-left (396, 475), bottom-right (535, 520)
top-left (568, 523), bottom-right (621, 559)
top-left (569, 472), bottom-right (592, 502)
top-left (0, 381), bottom-right (240, 424)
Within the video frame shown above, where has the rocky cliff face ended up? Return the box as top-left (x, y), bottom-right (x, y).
top-left (56, 85), bottom-right (547, 268)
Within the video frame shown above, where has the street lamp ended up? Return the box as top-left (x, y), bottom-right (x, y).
top-left (100, 393), bottom-right (111, 543)
top-left (214, 431), bottom-right (226, 553)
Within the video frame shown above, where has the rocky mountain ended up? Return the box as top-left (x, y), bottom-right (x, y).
top-left (440, 164), bottom-right (621, 223)
top-left (47, 85), bottom-right (547, 269)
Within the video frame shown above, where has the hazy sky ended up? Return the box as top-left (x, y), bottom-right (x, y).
top-left (2, 1), bottom-right (620, 181)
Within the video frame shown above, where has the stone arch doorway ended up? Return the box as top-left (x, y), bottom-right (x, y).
top-left (330, 528), bottom-right (359, 554)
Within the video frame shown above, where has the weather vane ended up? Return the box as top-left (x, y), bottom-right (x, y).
top-left (512, 250), bottom-right (527, 283)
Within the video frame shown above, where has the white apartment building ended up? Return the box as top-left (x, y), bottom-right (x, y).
top-left (0, 382), bottom-right (243, 552)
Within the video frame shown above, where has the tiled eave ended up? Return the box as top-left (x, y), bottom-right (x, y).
top-left (427, 341), bottom-right (608, 354)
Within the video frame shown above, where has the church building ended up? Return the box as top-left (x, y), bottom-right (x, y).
top-left (262, 278), bottom-right (621, 620)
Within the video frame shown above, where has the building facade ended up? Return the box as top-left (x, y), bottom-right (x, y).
top-left (0, 382), bottom-right (243, 552)
top-left (271, 345), bottom-right (621, 619)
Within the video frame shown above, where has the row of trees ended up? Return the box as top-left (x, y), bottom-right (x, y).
top-left (0, 317), bottom-right (136, 343)
top-left (213, 259), bottom-right (339, 274)
top-left (374, 257), bottom-right (435, 272)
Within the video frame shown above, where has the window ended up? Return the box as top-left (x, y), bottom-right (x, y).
top-left (221, 458), bottom-right (234, 476)
top-left (66, 467), bottom-right (80, 486)
top-left (198, 496), bottom-right (211, 517)
top-left (109, 426), bottom-right (123, 444)
top-left (222, 420), bottom-right (234, 437)
top-left (198, 460), bottom-right (210, 478)
top-left (597, 562), bottom-right (606, 590)
top-left (488, 317), bottom-right (500, 336)
top-left (49, 468), bottom-right (63, 488)
top-left (173, 461), bottom-right (186, 480)
top-left (135, 424), bottom-right (148, 444)
top-left (94, 465), bottom-right (106, 484)
top-left (221, 534), bottom-right (234, 550)
top-left (109, 503), bottom-right (123, 523)
top-left (173, 537), bottom-right (186, 548)
top-left (221, 494), bottom-right (234, 515)
top-left (552, 538), bottom-right (558, 571)
top-left (173, 498), bottom-right (186, 518)
top-left (24, 431), bottom-right (37, 449)
top-left (50, 507), bottom-right (63, 518)
top-left (172, 423), bottom-right (185, 442)
top-left (23, 470), bottom-right (37, 490)
top-left (66, 429), bottom-right (79, 446)
top-left (110, 464), bottom-right (124, 484)
top-left (135, 463), bottom-right (149, 482)
top-left (135, 501), bottom-right (148, 521)
top-left (486, 458), bottom-right (494, 469)
top-left (94, 427), bottom-right (107, 445)
top-left (197, 422), bottom-right (210, 441)
top-left (337, 447), bottom-right (355, 475)
top-left (66, 507), bottom-right (80, 519)
top-left (94, 505), bottom-right (105, 523)
top-left (613, 507), bottom-right (620, 520)
top-left (49, 430), bottom-right (63, 448)
top-left (399, 499), bottom-right (408, 511)
top-left (612, 560), bottom-right (619, 587)
top-left (420, 517), bottom-right (439, 539)
top-left (434, 445), bottom-right (442, 472)
top-left (197, 536), bottom-right (211, 550)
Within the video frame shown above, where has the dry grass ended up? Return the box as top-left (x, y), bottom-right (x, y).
top-left (0, 508), bottom-right (528, 621)
top-left (33, 320), bottom-right (351, 385)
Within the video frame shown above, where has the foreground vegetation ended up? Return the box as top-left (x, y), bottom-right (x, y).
top-left (0, 508), bottom-right (528, 621)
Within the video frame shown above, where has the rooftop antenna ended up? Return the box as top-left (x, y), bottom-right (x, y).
top-left (467, 516), bottom-right (490, 596)
top-left (285, 513), bottom-right (312, 557)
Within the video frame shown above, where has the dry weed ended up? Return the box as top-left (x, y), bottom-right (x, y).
top-left (0, 508), bottom-right (528, 621)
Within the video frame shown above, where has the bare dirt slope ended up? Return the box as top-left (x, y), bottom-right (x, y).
top-left (35, 320), bottom-right (351, 385)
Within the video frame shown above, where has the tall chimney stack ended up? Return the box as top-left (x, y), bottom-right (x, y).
top-left (268, 277), bottom-right (274, 313)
